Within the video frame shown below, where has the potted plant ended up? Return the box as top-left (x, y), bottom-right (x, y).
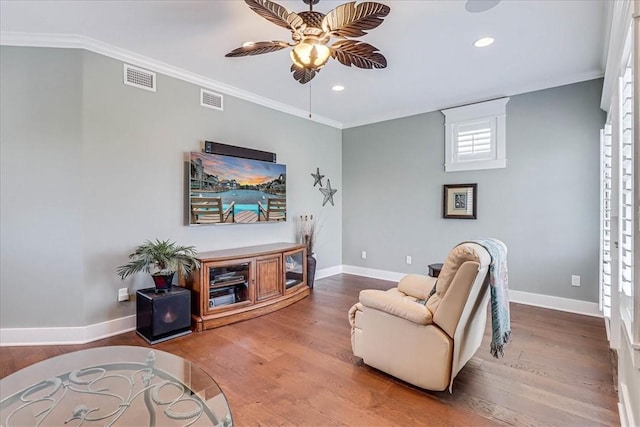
top-left (298, 215), bottom-right (317, 289)
top-left (117, 239), bottom-right (201, 292)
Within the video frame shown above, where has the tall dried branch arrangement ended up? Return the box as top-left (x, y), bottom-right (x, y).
top-left (298, 214), bottom-right (317, 255)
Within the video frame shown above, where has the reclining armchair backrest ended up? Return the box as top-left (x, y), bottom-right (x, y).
top-left (426, 242), bottom-right (492, 392)
top-left (426, 243), bottom-right (491, 337)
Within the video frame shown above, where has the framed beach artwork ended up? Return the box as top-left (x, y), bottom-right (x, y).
top-left (443, 183), bottom-right (477, 219)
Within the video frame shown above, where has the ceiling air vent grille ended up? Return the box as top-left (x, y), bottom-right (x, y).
top-left (123, 64), bottom-right (156, 92)
top-left (201, 89), bottom-right (223, 111)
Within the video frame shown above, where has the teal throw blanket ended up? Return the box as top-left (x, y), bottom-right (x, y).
top-left (472, 238), bottom-right (511, 358)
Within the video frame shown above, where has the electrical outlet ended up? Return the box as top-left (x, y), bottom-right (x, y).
top-left (571, 275), bottom-right (580, 287)
top-left (361, 250), bottom-right (367, 259)
top-left (406, 255), bottom-right (412, 265)
top-left (118, 287), bottom-right (130, 302)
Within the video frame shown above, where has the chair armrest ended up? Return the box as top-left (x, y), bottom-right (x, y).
top-left (348, 302), bottom-right (363, 327)
top-left (359, 289), bottom-right (433, 325)
top-left (397, 274), bottom-right (437, 300)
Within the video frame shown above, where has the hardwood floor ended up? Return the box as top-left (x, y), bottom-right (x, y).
top-left (0, 274), bottom-right (620, 426)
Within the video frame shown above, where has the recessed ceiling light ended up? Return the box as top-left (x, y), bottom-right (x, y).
top-left (332, 85), bottom-right (345, 92)
top-left (473, 37), bottom-right (495, 48)
top-left (242, 41), bottom-right (255, 48)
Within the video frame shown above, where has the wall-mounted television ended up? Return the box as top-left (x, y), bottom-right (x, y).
top-left (188, 152), bottom-right (286, 225)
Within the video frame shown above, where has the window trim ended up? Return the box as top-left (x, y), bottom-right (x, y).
top-left (442, 97), bottom-right (509, 172)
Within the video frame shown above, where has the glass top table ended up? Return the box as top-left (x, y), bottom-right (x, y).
top-left (0, 346), bottom-right (233, 426)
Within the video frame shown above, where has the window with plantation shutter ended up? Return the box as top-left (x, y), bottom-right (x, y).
top-left (442, 98), bottom-right (509, 172)
top-left (619, 64), bottom-right (634, 331)
top-left (599, 2), bottom-right (638, 423)
top-left (600, 123), bottom-right (613, 319)
top-left (455, 120), bottom-right (494, 161)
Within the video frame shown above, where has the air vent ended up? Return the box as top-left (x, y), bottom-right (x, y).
top-left (123, 64), bottom-right (156, 92)
top-left (201, 89), bottom-right (223, 111)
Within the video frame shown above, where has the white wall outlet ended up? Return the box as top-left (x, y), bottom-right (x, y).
top-left (571, 275), bottom-right (580, 287)
top-left (118, 287), bottom-right (130, 302)
top-left (361, 250), bottom-right (367, 259)
top-left (406, 255), bottom-right (412, 265)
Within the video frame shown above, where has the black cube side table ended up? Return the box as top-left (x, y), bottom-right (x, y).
top-left (428, 263), bottom-right (443, 278)
top-left (136, 286), bottom-right (192, 344)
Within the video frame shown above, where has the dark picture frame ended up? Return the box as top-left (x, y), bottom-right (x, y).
top-left (443, 183), bottom-right (477, 219)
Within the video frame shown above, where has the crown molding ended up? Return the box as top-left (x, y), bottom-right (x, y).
top-left (343, 69), bottom-right (604, 129)
top-left (0, 31), bottom-right (344, 129)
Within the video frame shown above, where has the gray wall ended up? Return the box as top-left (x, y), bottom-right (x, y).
top-left (343, 79), bottom-right (605, 302)
top-left (1, 46), bottom-right (342, 328)
top-left (0, 45), bottom-right (605, 330)
top-left (1, 48), bottom-right (86, 326)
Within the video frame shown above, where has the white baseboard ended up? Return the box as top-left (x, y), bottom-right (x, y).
top-left (341, 264), bottom-right (602, 318)
top-left (0, 315), bottom-right (136, 347)
top-left (508, 289), bottom-right (601, 317)
top-left (342, 265), bottom-right (405, 282)
top-left (315, 265), bottom-right (343, 280)
top-left (0, 266), bottom-right (602, 346)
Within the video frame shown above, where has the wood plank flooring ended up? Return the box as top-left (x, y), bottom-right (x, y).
top-left (0, 274), bottom-right (620, 426)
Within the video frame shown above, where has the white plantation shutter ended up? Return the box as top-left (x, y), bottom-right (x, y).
top-left (600, 124), bottom-right (613, 318)
top-left (455, 120), bottom-right (494, 161)
top-left (619, 64), bottom-right (634, 330)
top-left (600, 3), bottom-right (639, 423)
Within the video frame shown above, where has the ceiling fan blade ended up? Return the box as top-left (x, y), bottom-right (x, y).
top-left (244, 0), bottom-right (304, 31)
top-left (226, 41), bottom-right (291, 57)
top-left (330, 40), bottom-right (387, 69)
top-left (322, 1), bottom-right (390, 38)
top-left (290, 64), bottom-right (318, 84)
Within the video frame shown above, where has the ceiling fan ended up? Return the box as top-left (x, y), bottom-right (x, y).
top-left (225, 0), bottom-right (390, 84)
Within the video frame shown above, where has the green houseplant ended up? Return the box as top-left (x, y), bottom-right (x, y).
top-left (117, 239), bottom-right (201, 291)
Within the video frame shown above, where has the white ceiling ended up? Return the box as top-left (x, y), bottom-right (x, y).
top-left (0, 0), bottom-right (610, 128)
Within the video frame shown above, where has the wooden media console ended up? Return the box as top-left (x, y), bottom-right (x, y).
top-left (180, 242), bottom-right (308, 331)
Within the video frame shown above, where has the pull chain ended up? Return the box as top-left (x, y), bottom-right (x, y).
top-left (309, 83), bottom-right (312, 118)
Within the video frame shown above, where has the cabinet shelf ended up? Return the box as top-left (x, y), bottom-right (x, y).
top-left (210, 278), bottom-right (246, 289)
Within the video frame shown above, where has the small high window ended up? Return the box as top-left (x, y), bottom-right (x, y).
top-left (441, 97), bottom-right (509, 172)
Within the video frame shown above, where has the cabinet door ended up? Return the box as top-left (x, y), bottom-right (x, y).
top-left (255, 255), bottom-right (282, 302)
top-left (283, 247), bottom-right (307, 292)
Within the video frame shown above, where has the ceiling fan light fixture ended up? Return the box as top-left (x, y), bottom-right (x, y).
top-left (332, 85), bottom-right (345, 91)
top-left (473, 37), bottom-right (495, 48)
top-left (290, 38), bottom-right (331, 69)
top-left (226, 0), bottom-right (390, 84)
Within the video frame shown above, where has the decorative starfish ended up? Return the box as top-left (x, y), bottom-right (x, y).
top-left (311, 167), bottom-right (325, 187)
top-left (319, 179), bottom-right (337, 206)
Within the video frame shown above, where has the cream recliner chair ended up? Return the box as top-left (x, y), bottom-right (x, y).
top-left (348, 242), bottom-right (491, 392)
